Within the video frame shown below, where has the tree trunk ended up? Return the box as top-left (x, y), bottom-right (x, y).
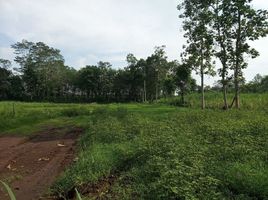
top-left (222, 63), bottom-right (228, 110)
top-left (155, 85), bottom-right (158, 100)
top-left (223, 84), bottom-right (228, 110)
top-left (155, 77), bottom-right (158, 101)
top-left (200, 47), bottom-right (205, 110)
top-left (220, 48), bottom-right (229, 110)
top-left (181, 89), bottom-right (184, 104)
top-left (144, 80), bottom-right (147, 102)
top-left (215, 0), bottom-right (229, 110)
top-left (201, 69), bottom-right (205, 109)
top-left (234, 67), bottom-right (240, 109)
top-left (234, 9), bottom-right (241, 109)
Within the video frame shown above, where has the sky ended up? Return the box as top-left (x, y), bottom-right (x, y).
top-left (0, 0), bottom-right (268, 85)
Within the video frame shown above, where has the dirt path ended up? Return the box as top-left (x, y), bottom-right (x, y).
top-left (0, 127), bottom-right (82, 200)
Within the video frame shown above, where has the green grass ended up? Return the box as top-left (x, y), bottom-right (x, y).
top-left (0, 181), bottom-right (17, 200)
top-left (158, 92), bottom-right (268, 110)
top-left (0, 101), bottom-right (179, 136)
top-left (0, 101), bottom-right (99, 135)
top-left (1, 93), bottom-right (268, 199)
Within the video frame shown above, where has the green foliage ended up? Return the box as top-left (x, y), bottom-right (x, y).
top-left (0, 59), bottom-right (11, 69)
top-left (51, 98), bottom-right (268, 199)
top-left (1, 99), bottom-right (268, 199)
top-left (0, 181), bottom-right (17, 200)
top-left (11, 40), bottom-right (69, 101)
top-left (158, 92), bottom-right (268, 110)
top-left (75, 188), bottom-right (83, 200)
top-left (0, 65), bottom-right (13, 100)
top-left (242, 74), bottom-right (268, 93)
top-left (60, 107), bottom-right (91, 117)
top-left (2, 41), bottom-right (196, 103)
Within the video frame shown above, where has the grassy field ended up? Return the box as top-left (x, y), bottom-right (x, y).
top-left (0, 93), bottom-right (268, 199)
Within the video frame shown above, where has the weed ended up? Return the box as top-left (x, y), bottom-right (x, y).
top-left (0, 181), bottom-right (16, 200)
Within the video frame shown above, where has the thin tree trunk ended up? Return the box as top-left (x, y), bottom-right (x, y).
top-left (230, 96), bottom-right (236, 108)
top-left (181, 89), bottom-right (184, 104)
top-left (222, 63), bottom-right (228, 110)
top-left (144, 80), bottom-right (147, 102)
top-left (234, 67), bottom-right (240, 109)
top-left (220, 48), bottom-right (229, 110)
top-left (215, 0), bottom-right (229, 110)
top-left (223, 84), bottom-right (228, 110)
top-left (201, 68), bottom-right (205, 110)
top-left (200, 47), bottom-right (205, 110)
top-left (234, 9), bottom-right (241, 109)
top-left (155, 86), bottom-right (158, 100)
top-left (155, 71), bottom-right (158, 101)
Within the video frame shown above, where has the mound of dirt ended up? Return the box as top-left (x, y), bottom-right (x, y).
top-left (0, 127), bottom-right (83, 200)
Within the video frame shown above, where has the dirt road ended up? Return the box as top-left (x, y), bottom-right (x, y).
top-left (0, 127), bottom-right (82, 200)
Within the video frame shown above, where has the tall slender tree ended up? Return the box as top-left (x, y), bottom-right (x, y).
top-left (228, 0), bottom-right (268, 108)
top-left (179, 0), bottom-right (215, 109)
top-left (212, 0), bottom-right (233, 109)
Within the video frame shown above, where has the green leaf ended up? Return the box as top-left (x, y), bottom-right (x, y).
top-left (75, 188), bottom-right (83, 200)
top-left (0, 181), bottom-right (16, 200)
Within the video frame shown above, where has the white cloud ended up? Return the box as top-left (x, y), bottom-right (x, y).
top-left (0, 0), bottom-right (267, 85)
top-left (0, 47), bottom-right (13, 62)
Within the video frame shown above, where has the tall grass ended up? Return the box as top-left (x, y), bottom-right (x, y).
top-left (0, 181), bottom-right (16, 200)
top-left (158, 92), bottom-right (268, 110)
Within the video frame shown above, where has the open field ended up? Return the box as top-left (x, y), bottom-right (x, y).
top-left (1, 0), bottom-right (268, 199)
top-left (0, 93), bottom-right (268, 199)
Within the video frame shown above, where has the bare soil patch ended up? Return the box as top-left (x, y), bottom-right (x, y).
top-left (0, 127), bottom-right (82, 200)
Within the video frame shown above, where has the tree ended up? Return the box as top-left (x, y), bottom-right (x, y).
top-left (0, 59), bottom-right (24, 100)
top-left (241, 74), bottom-right (268, 93)
top-left (76, 65), bottom-right (100, 100)
top-left (97, 61), bottom-right (115, 101)
top-left (0, 59), bottom-right (11, 69)
top-left (145, 46), bottom-right (169, 101)
top-left (11, 40), bottom-right (66, 100)
top-left (76, 62), bottom-right (116, 102)
top-left (260, 75), bottom-right (268, 92)
top-left (210, 0), bottom-right (268, 108)
top-left (8, 75), bottom-right (24, 100)
top-left (212, 0), bottom-right (234, 109)
top-left (228, 0), bottom-right (268, 108)
top-left (173, 62), bottom-right (191, 104)
top-left (178, 0), bottom-right (215, 109)
top-left (125, 54), bottom-right (144, 101)
top-left (136, 59), bottom-right (148, 102)
top-left (0, 59), bottom-right (12, 99)
top-left (163, 77), bottom-right (176, 97)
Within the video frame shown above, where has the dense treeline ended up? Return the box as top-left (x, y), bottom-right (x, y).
top-left (0, 39), bottom-right (267, 104)
top-left (211, 74), bottom-right (268, 93)
top-left (241, 74), bottom-right (268, 93)
top-left (0, 41), bottom-right (197, 103)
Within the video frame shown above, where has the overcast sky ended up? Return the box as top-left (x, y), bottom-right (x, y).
top-left (0, 0), bottom-right (268, 85)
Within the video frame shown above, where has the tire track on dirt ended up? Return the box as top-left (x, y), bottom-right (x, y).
top-left (0, 127), bottom-right (82, 200)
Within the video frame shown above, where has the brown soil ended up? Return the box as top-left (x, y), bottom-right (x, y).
top-left (0, 127), bottom-right (83, 200)
top-left (77, 174), bottom-right (117, 199)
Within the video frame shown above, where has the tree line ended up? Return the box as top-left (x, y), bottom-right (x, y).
top-left (0, 41), bottom-right (197, 103)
